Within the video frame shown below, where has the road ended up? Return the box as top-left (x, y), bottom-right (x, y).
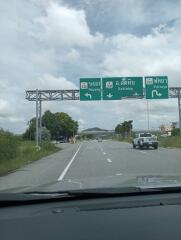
top-left (0, 140), bottom-right (181, 192)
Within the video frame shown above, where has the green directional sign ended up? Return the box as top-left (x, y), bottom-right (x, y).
top-left (102, 77), bottom-right (143, 100)
top-left (145, 76), bottom-right (168, 99)
top-left (80, 78), bottom-right (101, 101)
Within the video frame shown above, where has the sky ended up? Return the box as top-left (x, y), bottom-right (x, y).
top-left (0, 0), bottom-right (181, 133)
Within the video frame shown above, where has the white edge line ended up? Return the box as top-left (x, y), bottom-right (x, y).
top-left (58, 143), bottom-right (83, 181)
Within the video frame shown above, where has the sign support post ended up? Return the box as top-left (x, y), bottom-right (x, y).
top-left (178, 90), bottom-right (181, 136)
top-left (36, 89), bottom-right (39, 149)
top-left (39, 100), bottom-right (42, 145)
top-left (146, 100), bottom-right (150, 131)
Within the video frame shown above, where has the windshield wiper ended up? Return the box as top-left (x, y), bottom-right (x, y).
top-left (1, 186), bottom-right (181, 207)
top-left (26, 187), bottom-right (141, 197)
top-left (141, 186), bottom-right (181, 193)
top-left (0, 187), bottom-right (141, 207)
top-left (26, 185), bottom-right (181, 198)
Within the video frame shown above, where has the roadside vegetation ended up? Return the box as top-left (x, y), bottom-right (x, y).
top-left (114, 120), bottom-right (133, 143)
top-left (158, 136), bottom-right (181, 148)
top-left (0, 130), bottom-right (59, 176)
top-left (23, 110), bottom-right (78, 141)
top-left (0, 111), bottom-right (79, 176)
top-left (158, 128), bottom-right (181, 148)
top-left (114, 120), bottom-right (181, 149)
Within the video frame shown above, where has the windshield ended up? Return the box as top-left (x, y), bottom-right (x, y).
top-left (140, 134), bottom-right (152, 138)
top-left (0, 0), bottom-right (181, 196)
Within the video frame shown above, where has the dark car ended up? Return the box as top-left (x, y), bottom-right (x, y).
top-left (56, 136), bottom-right (66, 143)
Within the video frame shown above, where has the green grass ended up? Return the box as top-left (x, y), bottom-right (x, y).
top-left (0, 141), bottom-right (60, 176)
top-left (158, 136), bottom-right (181, 148)
top-left (112, 135), bottom-right (133, 143)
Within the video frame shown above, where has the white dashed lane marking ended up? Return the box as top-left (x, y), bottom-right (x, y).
top-left (107, 158), bottom-right (112, 163)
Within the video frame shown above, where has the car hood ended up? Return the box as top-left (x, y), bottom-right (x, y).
top-left (2, 174), bottom-right (181, 193)
top-left (20, 174), bottom-right (181, 193)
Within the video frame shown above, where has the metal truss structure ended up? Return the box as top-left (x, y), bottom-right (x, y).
top-left (26, 90), bottom-right (80, 101)
top-left (26, 88), bottom-right (181, 101)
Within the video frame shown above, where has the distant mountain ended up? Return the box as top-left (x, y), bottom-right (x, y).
top-left (82, 127), bottom-right (109, 132)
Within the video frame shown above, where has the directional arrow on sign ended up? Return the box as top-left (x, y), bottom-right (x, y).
top-left (145, 76), bottom-right (168, 99)
top-left (151, 90), bottom-right (162, 98)
top-left (107, 93), bottom-right (113, 98)
top-left (85, 93), bottom-right (92, 99)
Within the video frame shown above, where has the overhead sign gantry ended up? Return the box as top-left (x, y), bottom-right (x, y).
top-left (25, 75), bottom-right (181, 148)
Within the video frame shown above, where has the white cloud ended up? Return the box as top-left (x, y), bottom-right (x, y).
top-left (0, 99), bottom-right (14, 118)
top-left (27, 74), bottom-right (77, 90)
top-left (102, 21), bottom-right (181, 87)
top-left (31, 49), bottom-right (55, 69)
top-left (8, 117), bottom-right (25, 123)
top-left (36, 2), bottom-right (103, 48)
top-left (63, 49), bottom-right (80, 62)
top-left (31, 0), bottom-right (54, 7)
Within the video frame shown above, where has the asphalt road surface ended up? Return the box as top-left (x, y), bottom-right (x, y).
top-left (0, 140), bottom-right (181, 192)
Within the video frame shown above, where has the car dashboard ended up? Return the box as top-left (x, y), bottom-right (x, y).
top-left (1, 192), bottom-right (181, 240)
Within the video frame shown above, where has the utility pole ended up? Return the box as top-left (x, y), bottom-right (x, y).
top-left (178, 89), bottom-right (181, 136)
top-left (39, 100), bottom-right (42, 144)
top-left (36, 89), bottom-right (39, 149)
top-left (146, 100), bottom-right (150, 131)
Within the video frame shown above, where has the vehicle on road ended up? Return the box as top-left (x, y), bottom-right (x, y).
top-left (132, 133), bottom-right (158, 149)
top-left (97, 137), bottom-right (103, 142)
top-left (56, 136), bottom-right (66, 143)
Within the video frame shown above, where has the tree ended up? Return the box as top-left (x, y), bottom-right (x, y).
top-left (41, 127), bottom-right (51, 141)
top-left (171, 122), bottom-right (178, 129)
top-left (23, 118), bottom-right (36, 140)
top-left (58, 112), bottom-right (78, 138)
top-left (23, 110), bottom-right (79, 140)
top-left (42, 110), bottom-right (60, 139)
top-left (171, 128), bottom-right (180, 136)
top-left (115, 120), bottom-right (133, 137)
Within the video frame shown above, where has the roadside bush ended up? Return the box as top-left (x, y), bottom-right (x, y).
top-left (158, 136), bottom-right (181, 148)
top-left (41, 141), bottom-right (56, 151)
top-left (171, 128), bottom-right (180, 136)
top-left (0, 129), bottom-right (19, 161)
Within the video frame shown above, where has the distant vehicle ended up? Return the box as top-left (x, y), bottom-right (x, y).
top-left (133, 133), bottom-right (158, 149)
top-left (98, 137), bottom-right (102, 142)
top-left (56, 136), bottom-right (66, 143)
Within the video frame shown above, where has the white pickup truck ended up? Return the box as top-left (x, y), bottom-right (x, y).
top-left (132, 133), bottom-right (158, 149)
